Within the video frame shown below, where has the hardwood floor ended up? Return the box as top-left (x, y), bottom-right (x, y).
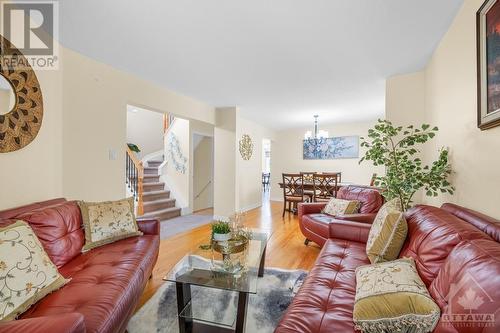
top-left (137, 199), bottom-right (321, 309)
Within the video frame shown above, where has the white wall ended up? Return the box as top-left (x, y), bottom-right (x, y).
top-left (386, 72), bottom-right (426, 126)
top-left (61, 47), bottom-right (215, 202)
top-left (0, 51), bottom-right (64, 210)
top-left (162, 118), bottom-right (190, 212)
top-left (126, 106), bottom-right (164, 159)
top-left (213, 107), bottom-right (238, 218)
top-left (385, 0), bottom-right (500, 218)
top-left (236, 117), bottom-right (276, 211)
top-left (270, 121), bottom-right (383, 201)
top-left (424, 0), bottom-right (500, 217)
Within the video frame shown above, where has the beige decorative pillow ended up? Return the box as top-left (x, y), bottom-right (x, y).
top-left (78, 197), bottom-right (142, 252)
top-left (354, 258), bottom-right (440, 333)
top-left (0, 221), bottom-right (68, 321)
top-left (322, 198), bottom-right (360, 216)
top-left (366, 198), bottom-right (407, 263)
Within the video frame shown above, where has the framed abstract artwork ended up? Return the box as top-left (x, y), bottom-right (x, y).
top-left (477, 0), bottom-right (500, 130)
top-left (303, 136), bottom-right (359, 160)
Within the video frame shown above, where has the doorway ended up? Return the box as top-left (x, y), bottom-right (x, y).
top-left (192, 133), bottom-right (214, 212)
top-left (262, 139), bottom-right (271, 203)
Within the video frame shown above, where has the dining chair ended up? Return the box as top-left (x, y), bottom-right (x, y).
top-left (313, 173), bottom-right (338, 202)
top-left (262, 172), bottom-right (270, 191)
top-left (322, 172), bottom-right (341, 184)
top-left (282, 173), bottom-right (305, 217)
top-left (300, 171), bottom-right (317, 202)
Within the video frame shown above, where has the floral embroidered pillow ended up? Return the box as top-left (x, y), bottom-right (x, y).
top-left (322, 198), bottom-right (360, 216)
top-left (78, 197), bottom-right (142, 252)
top-left (0, 221), bottom-right (68, 321)
top-left (354, 258), bottom-right (440, 333)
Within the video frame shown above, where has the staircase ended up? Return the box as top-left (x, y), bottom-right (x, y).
top-left (126, 145), bottom-right (181, 221)
top-left (140, 159), bottom-right (181, 221)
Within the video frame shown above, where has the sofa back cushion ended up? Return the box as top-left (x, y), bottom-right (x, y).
top-left (441, 203), bottom-right (500, 242)
top-left (429, 239), bottom-right (500, 333)
top-left (400, 205), bottom-right (492, 287)
top-left (337, 186), bottom-right (383, 214)
top-left (17, 201), bottom-right (84, 268)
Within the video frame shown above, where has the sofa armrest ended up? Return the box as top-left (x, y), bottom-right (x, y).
top-left (298, 202), bottom-right (327, 220)
top-left (0, 313), bottom-right (85, 333)
top-left (136, 218), bottom-right (160, 235)
top-left (335, 213), bottom-right (377, 224)
top-left (328, 219), bottom-right (372, 244)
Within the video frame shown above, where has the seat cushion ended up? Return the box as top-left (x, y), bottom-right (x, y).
top-left (275, 239), bottom-right (370, 333)
top-left (400, 205), bottom-right (492, 287)
top-left (17, 201), bottom-right (84, 268)
top-left (337, 186), bottom-right (383, 214)
top-left (20, 235), bottom-right (160, 333)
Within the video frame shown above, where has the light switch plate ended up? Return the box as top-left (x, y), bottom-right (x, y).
top-left (109, 149), bottom-right (117, 160)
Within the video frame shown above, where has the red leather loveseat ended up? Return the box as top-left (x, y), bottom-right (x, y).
top-left (276, 203), bottom-right (500, 332)
top-left (300, 186), bottom-right (384, 247)
top-left (0, 198), bottom-right (160, 333)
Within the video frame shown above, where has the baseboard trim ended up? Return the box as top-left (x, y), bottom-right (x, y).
top-left (239, 202), bottom-right (262, 212)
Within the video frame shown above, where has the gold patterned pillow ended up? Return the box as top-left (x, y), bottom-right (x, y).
top-left (354, 258), bottom-right (440, 333)
top-left (78, 197), bottom-right (142, 252)
top-left (366, 198), bottom-right (407, 263)
top-left (321, 198), bottom-right (360, 216)
top-left (0, 221), bottom-right (68, 321)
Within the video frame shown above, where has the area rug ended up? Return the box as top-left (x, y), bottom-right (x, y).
top-left (160, 214), bottom-right (213, 240)
top-left (128, 257), bottom-right (307, 333)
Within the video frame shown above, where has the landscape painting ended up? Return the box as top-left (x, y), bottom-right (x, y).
top-left (478, 0), bottom-right (500, 129)
top-left (303, 136), bottom-right (359, 160)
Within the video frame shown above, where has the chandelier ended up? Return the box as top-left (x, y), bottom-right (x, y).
top-left (304, 115), bottom-right (329, 140)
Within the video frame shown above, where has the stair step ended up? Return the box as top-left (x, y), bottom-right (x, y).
top-left (143, 198), bottom-right (176, 213)
top-left (148, 160), bottom-right (163, 167)
top-left (143, 182), bottom-right (165, 192)
top-left (143, 175), bottom-right (160, 183)
top-left (141, 207), bottom-right (181, 221)
top-left (144, 167), bottom-right (159, 175)
top-left (143, 190), bottom-right (170, 201)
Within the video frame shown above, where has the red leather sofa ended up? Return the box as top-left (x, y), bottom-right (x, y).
top-left (0, 198), bottom-right (160, 333)
top-left (276, 203), bottom-right (500, 332)
top-left (300, 186), bottom-right (384, 247)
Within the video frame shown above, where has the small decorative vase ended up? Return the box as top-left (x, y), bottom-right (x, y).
top-left (213, 233), bottom-right (231, 242)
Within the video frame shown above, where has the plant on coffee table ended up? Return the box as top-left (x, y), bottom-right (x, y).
top-left (212, 220), bottom-right (231, 241)
top-left (359, 119), bottom-right (455, 211)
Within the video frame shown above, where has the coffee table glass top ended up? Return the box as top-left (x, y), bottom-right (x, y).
top-left (163, 231), bottom-right (268, 294)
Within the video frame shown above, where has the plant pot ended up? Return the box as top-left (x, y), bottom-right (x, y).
top-left (213, 233), bottom-right (231, 242)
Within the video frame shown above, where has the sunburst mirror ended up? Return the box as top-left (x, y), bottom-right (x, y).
top-left (0, 35), bottom-right (44, 153)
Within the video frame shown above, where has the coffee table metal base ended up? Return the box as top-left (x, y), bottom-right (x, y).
top-left (176, 282), bottom-right (249, 333)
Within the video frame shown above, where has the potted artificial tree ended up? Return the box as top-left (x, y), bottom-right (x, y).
top-left (360, 120), bottom-right (455, 211)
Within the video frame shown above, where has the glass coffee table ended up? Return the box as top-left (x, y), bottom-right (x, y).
top-left (164, 231), bottom-right (268, 333)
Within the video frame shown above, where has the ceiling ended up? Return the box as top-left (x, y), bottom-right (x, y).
top-left (59, 0), bottom-right (463, 130)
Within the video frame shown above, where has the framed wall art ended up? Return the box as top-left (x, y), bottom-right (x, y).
top-left (303, 136), bottom-right (359, 160)
top-left (477, 0), bottom-right (500, 130)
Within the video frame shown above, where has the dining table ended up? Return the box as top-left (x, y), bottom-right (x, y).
top-left (277, 181), bottom-right (354, 191)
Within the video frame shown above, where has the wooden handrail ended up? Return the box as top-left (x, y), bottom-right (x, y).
top-left (126, 145), bottom-right (144, 216)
